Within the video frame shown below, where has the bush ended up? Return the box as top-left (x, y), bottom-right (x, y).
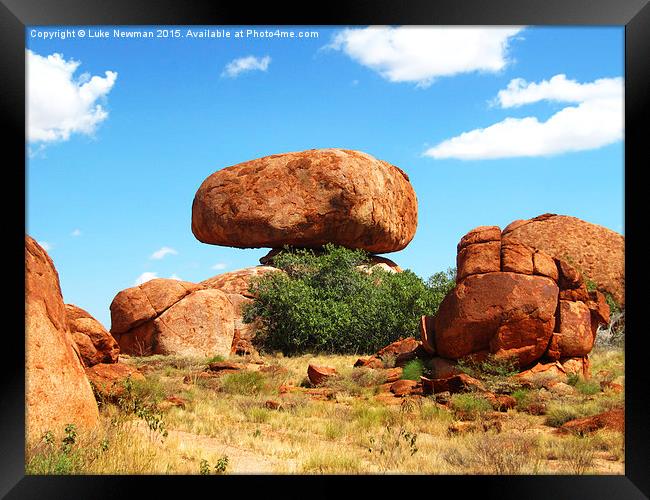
top-left (401, 359), bottom-right (425, 381)
top-left (449, 393), bottom-right (492, 420)
top-left (219, 371), bottom-right (267, 395)
top-left (244, 244), bottom-right (452, 354)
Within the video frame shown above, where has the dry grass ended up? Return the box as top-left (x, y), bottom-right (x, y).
top-left (26, 348), bottom-right (625, 475)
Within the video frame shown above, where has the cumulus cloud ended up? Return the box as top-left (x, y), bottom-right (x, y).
top-left (134, 272), bottom-right (158, 285)
top-left (71, 229), bottom-right (82, 237)
top-left (211, 263), bottom-right (227, 271)
top-left (150, 246), bottom-right (178, 260)
top-left (221, 55), bottom-right (271, 78)
top-left (424, 74), bottom-right (623, 160)
top-left (27, 50), bottom-right (118, 144)
top-left (327, 26), bottom-right (523, 87)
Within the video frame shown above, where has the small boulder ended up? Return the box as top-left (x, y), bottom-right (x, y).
top-left (66, 304), bottom-right (119, 366)
top-left (431, 373), bottom-right (485, 394)
top-left (389, 379), bottom-right (420, 397)
top-left (307, 364), bottom-right (337, 386)
top-left (85, 362), bottom-right (145, 401)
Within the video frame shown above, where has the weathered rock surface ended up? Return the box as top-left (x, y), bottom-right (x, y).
top-left (116, 289), bottom-right (235, 358)
top-left (307, 364), bottom-right (338, 386)
top-left (556, 408), bottom-right (624, 435)
top-left (434, 272), bottom-right (558, 366)
top-left (502, 214), bottom-right (625, 306)
top-left (110, 278), bottom-right (200, 335)
top-left (200, 266), bottom-right (279, 297)
top-left (25, 236), bottom-right (99, 441)
top-left (66, 304), bottom-right (119, 366)
top-left (191, 148), bottom-right (418, 253)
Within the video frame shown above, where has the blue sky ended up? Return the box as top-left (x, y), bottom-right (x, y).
top-left (26, 26), bottom-right (624, 328)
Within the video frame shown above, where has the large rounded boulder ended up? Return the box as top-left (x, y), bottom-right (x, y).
top-left (66, 304), bottom-right (119, 366)
top-left (434, 272), bottom-right (559, 367)
top-left (25, 236), bottom-right (99, 442)
top-left (502, 214), bottom-right (625, 306)
top-left (191, 148), bottom-right (418, 253)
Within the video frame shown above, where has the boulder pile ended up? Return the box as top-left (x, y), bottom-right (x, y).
top-left (420, 225), bottom-right (611, 371)
top-left (109, 148), bottom-right (417, 358)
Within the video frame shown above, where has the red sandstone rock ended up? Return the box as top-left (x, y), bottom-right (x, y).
top-left (419, 315), bottom-right (436, 354)
top-left (431, 373), bottom-right (486, 394)
top-left (559, 283), bottom-right (590, 302)
top-left (110, 278), bottom-right (200, 335)
top-left (555, 301), bottom-right (594, 357)
top-left (502, 214), bottom-right (624, 306)
top-left (457, 226), bottom-right (501, 252)
top-left (515, 361), bottom-right (567, 386)
top-left (561, 357), bottom-right (591, 379)
top-left (383, 367), bottom-right (403, 384)
top-left (66, 304), bottom-right (119, 366)
top-left (532, 250), bottom-right (559, 282)
top-left (389, 379), bottom-right (420, 396)
top-left (456, 241), bottom-right (501, 281)
top-left (484, 392), bottom-right (517, 411)
top-left (25, 236), bottom-right (99, 441)
top-left (307, 364), bottom-right (338, 386)
top-left (85, 362), bottom-right (145, 400)
top-left (557, 408), bottom-right (624, 435)
top-left (501, 243), bottom-right (534, 275)
top-left (191, 148), bottom-right (418, 253)
top-left (207, 361), bottom-right (246, 373)
top-left (429, 357), bottom-right (461, 379)
top-left (434, 272), bottom-right (558, 366)
top-left (354, 357), bottom-right (384, 369)
top-left (200, 266), bottom-right (280, 297)
top-left (587, 290), bottom-right (611, 334)
top-left (376, 337), bottom-right (421, 359)
top-left (116, 289), bottom-right (235, 358)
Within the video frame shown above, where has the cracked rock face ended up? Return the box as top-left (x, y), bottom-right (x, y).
top-left (425, 223), bottom-right (611, 369)
top-left (25, 236), bottom-right (99, 441)
top-left (66, 304), bottom-right (119, 366)
top-left (502, 213), bottom-right (625, 306)
top-left (191, 148), bottom-right (418, 253)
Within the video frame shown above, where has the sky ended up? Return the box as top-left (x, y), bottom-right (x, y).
top-left (25, 26), bottom-right (625, 328)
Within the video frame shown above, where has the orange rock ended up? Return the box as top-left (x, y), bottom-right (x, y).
top-left (66, 304), bottom-right (119, 366)
top-left (532, 250), bottom-right (559, 282)
top-left (457, 226), bottom-right (501, 252)
top-left (191, 148), bottom-right (418, 253)
top-left (307, 364), bottom-right (338, 386)
top-left (354, 357), bottom-right (384, 369)
top-left (376, 337), bottom-right (421, 359)
top-left (200, 266), bottom-right (280, 298)
top-left (484, 392), bottom-right (517, 411)
top-left (557, 408), bottom-right (624, 435)
top-left (561, 356), bottom-right (591, 379)
top-left (389, 379), bottom-right (420, 396)
top-left (456, 241), bottom-right (501, 281)
top-left (434, 272), bottom-right (558, 366)
top-left (555, 301), bottom-right (594, 357)
top-left (383, 367), bottom-right (403, 384)
top-left (516, 361), bottom-right (567, 386)
top-left (25, 236), bottom-right (99, 442)
top-left (85, 362), bottom-right (145, 400)
top-left (502, 214), bottom-right (624, 306)
top-left (428, 357), bottom-right (461, 379)
top-left (501, 242), bottom-right (534, 275)
top-left (419, 315), bottom-right (436, 354)
top-left (110, 278), bottom-right (200, 335)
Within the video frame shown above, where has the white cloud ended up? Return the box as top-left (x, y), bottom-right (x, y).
top-left (169, 274), bottom-right (183, 281)
top-left (424, 74), bottom-right (623, 160)
top-left (327, 26), bottom-right (523, 87)
top-left (221, 55), bottom-right (271, 78)
top-left (134, 272), bottom-right (158, 286)
top-left (150, 246), bottom-right (178, 260)
top-left (71, 229), bottom-right (82, 237)
top-left (211, 263), bottom-right (227, 271)
top-left (27, 50), bottom-right (118, 144)
top-left (38, 241), bottom-right (52, 251)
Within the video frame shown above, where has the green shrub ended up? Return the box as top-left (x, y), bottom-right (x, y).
top-left (457, 353), bottom-right (518, 379)
top-left (220, 371), bottom-right (267, 395)
top-left (574, 378), bottom-right (601, 396)
top-left (545, 404), bottom-right (582, 427)
top-left (401, 359), bottom-right (425, 381)
top-left (243, 244), bottom-right (452, 354)
top-left (449, 393), bottom-right (492, 419)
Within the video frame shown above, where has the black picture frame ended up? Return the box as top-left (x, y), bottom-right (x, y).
top-left (3, 0), bottom-right (648, 497)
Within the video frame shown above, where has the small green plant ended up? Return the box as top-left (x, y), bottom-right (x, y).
top-left (199, 459), bottom-right (211, 475)
top-left (205, 354), bottom-right (225, 364)
top-left (61, 424), bottom-right (77, 453)
top-left (545, 404), bottom-right (582, 427)
top-left (567, 373), bottom-right (580, 386)
top-left (571, 377), bottom-right (601, 395)
top-left (214, 455), bottom-right (229, 474)
top-left (449, 393), bottom-right (492, 420)
top-left (368, 423), bottom-right (418, 470)
top-left (220, 371), bottom-right (267, 395)
top-left (401, 359), bottom-right (425, 381)
top-left (457, 353), bottom-right (518, 379)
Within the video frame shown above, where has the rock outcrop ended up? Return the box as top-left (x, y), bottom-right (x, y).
top-left (25, 236), bottom-right (99, 441)
top-left (66, 304), bottom-right (119, 366)
top-left (502, 214), bottom-right (624, 306)
top-left (422, 224), bottom-right (610, 369)
top-left (191, 148), bottom-right (418, 253)
top-left (110, 279), bottom-right (235, 358)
